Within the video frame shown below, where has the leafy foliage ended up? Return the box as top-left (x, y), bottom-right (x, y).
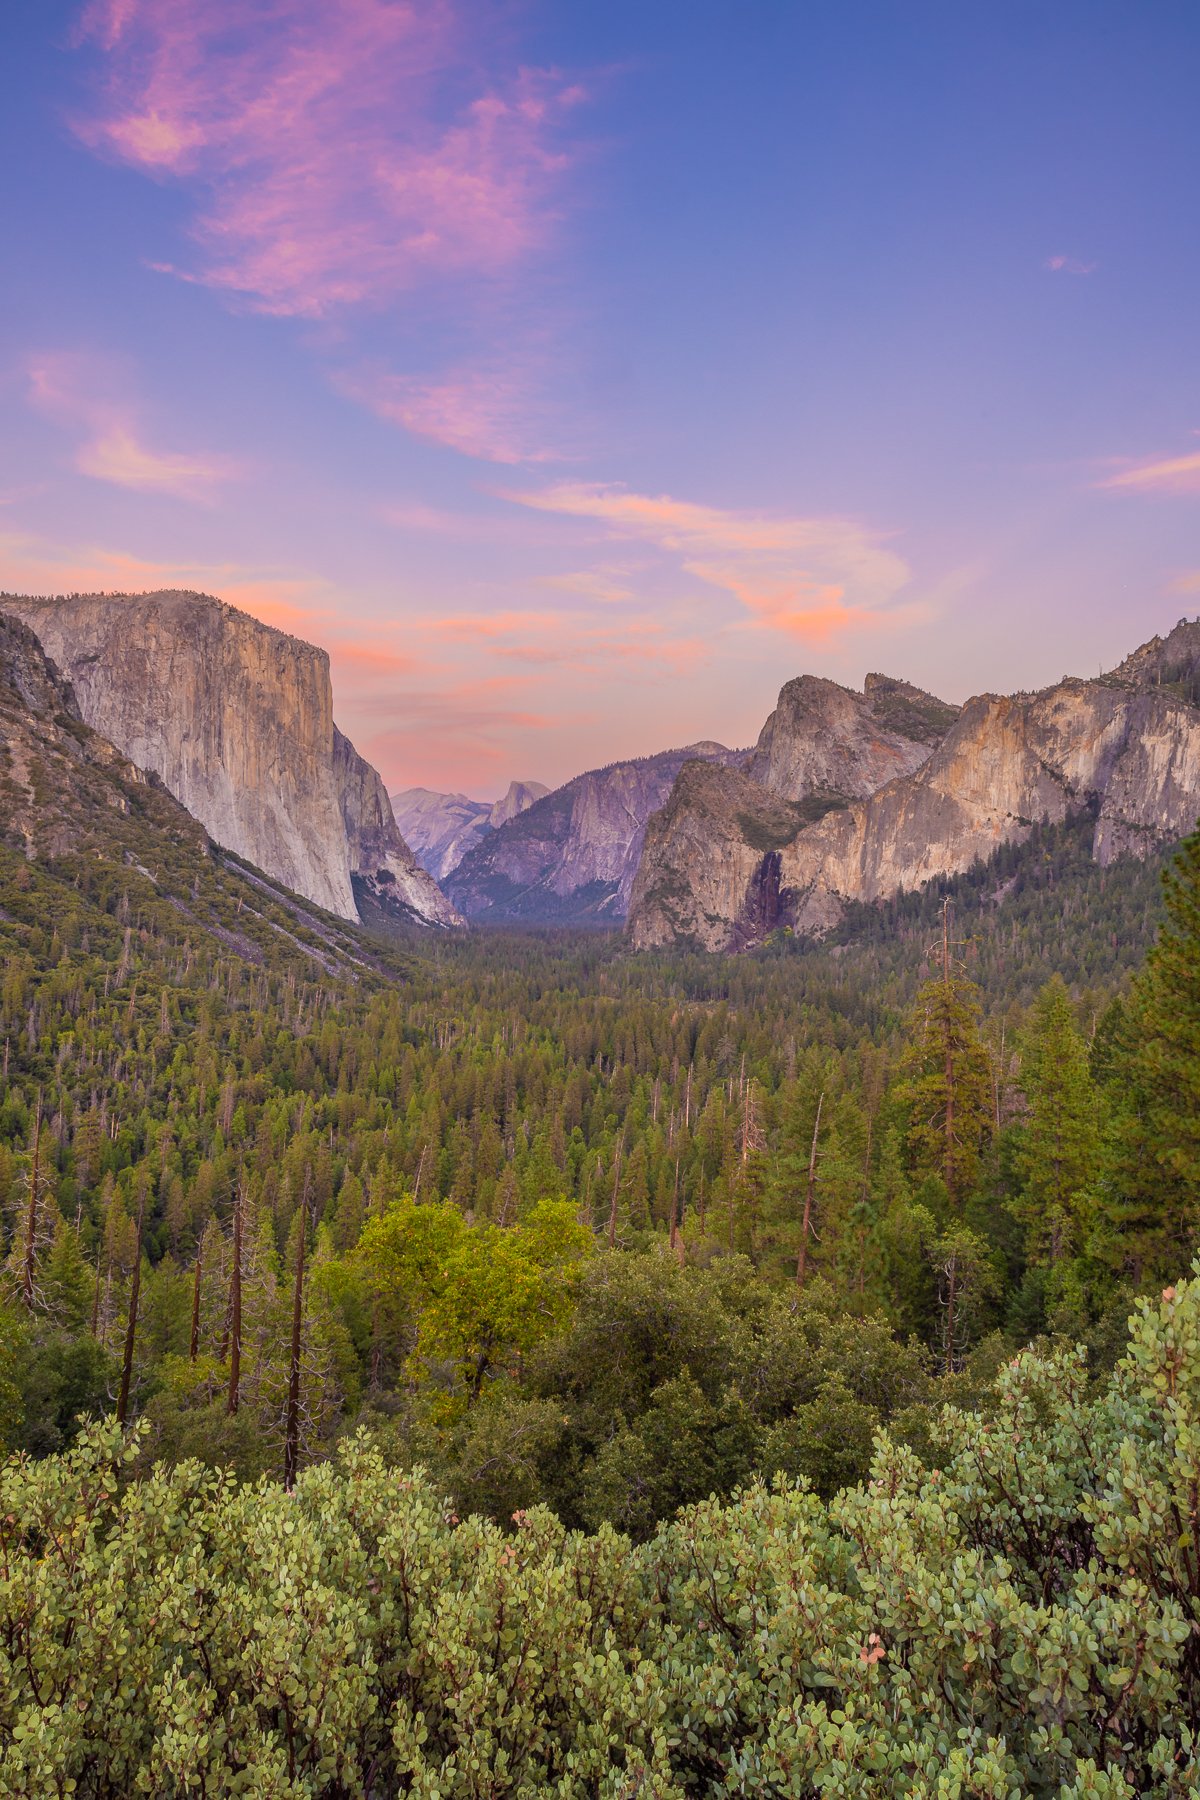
top-left (6, 1278), bottom-right (1200, 1794)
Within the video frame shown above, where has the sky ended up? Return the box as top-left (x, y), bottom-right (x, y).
top-left (2, 1), bottom-right (1198, 798)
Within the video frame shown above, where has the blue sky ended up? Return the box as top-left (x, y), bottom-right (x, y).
top-left (2, 1), bottom-right (1198, 793)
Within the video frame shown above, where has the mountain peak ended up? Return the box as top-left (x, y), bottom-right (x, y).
top-left (1113, 616), bottom-right (1200, 697)
top-left (5, 590), bottom-right (459, 930)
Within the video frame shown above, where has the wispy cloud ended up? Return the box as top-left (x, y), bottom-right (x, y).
top-left (337, 365), bottom-right (559, 464)
top-left (362, 687), bottom-right (562, 791)
top-left (501, 482), bottom-right (915, 642)
top-left (417, 604), bottom-right (708, 675)
top-left (27, 350), bottom-right (237, 502)
top-left (73, 0), bottom-right (586, 320)
top-left (1099, 449), bottom-right (1200, 496)
top-left (1045, 254), bottom-right (1098, 276)
top-left (0, 527), bottom-right (325, 624)
top-left (540, 568), bottom-right (637, 605)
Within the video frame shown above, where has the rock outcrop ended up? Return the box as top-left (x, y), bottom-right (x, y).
top-left (0, 610), bottom-right (206, 866)
top-left (392, 779), bottom-right (549, 881)
top-left (744, 672), bottom-right (957, 801)
top-left (4, 590), bottom-right (460, 928)
top-left (446, 743), bottom-right (745, 923)
top-left (628, 625), bottom-right (1200, 951)
top-left (333, 729), bottom-right (463, 927)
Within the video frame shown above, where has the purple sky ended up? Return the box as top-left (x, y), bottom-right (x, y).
top-left (3, 1), bottom-right (1199, 796)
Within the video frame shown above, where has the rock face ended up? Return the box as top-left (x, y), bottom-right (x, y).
top-left (392, 780), bottom-right (549, 881)
top-left (4, 590), bottom-right (460, 928)
top-left (333, 729), bottom-right (463, 927)
top-left (0, 609), bottom-right (208, 865)
top-left (628, 625), bottom-right (1200, 951)
top-left (446, 743), bottom-right (745, 923)
top-left (744, 672), bottom-right (957, 801)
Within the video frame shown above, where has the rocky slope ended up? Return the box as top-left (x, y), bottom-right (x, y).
top-left (446, 743), bottom-right (745, 922)
top-left (392, 780), bottom-right (549, 881)
top-left (0, 610), bottom-right (410, 982)
top-left (628, 624), bottom-right (1200, 951)
top-left (0, 610), bottom-right (203, 867)
top-left (4, 590), bottom-right (460, 930)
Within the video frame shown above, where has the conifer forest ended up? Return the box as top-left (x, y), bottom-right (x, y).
top-left (3, 807), bottom-right (1200, 1794)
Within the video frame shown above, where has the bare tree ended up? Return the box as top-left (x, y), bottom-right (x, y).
top-left (117, 1177), bottom-right (148, 1426)
top-left (283, 1171), bottom-right (313, 1491)
top-left (796, 1092), bottom-right (824, 1290)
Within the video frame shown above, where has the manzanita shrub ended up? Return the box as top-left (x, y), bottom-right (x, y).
top-left (5, 1275), bottom-right (1200, 1797)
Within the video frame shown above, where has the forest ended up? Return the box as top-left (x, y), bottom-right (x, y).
top-left (1, 807), bottom-right (1199, 1793)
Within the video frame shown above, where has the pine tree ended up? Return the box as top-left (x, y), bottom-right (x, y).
top-left (897, 903), bottom-right (993, 1204)
top-left (1009, 977), bottom-right (1103, 1267)
top-left (1097, 828), bottom-right (1200, 1280)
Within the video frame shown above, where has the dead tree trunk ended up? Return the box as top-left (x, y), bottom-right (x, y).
top-left (117, 1179), bottom-right (147, 1426)
top-left (189, 1243), bottom-right (203, 1361)
top-left (283, 1183), bottom-right (309, 1491)
top-left (796, 1092), bottom-right (824, 1290)
top-left (21, 1094), bottom-right (42, 1310)
top-left (607, 1141), bottom-right (622, 1250)
top-left (226, 1185), bottom-right (243, 1415)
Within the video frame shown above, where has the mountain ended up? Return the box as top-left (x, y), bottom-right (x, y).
top-left (628, 624), bottom-right (1200, 951)
top-left (391, 779), bottom-right (549, 881)
top-left (3, 590), bottom-right (461, 931)
top-left (743, 671), bottom-right (958, 801)
top-left (0, 610), bottom-right (404, 982)
top-left (445, 742), bottom-right (746, 923)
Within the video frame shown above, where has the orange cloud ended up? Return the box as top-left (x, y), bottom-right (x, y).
top-left (501, 482), bottom-right (914, 641)
top-left (421, 609), bottom-right (562, 643)
top-left (414, 604), bottom-right (709, 676)
top-left (1100, 450), bottom-right (1200, 496)
top-left (73, 1), bottom-right (586, 319)
top-left (28, 351), bottom-right (237, 502)
top-left (0, 528), bottom-right (329, 637)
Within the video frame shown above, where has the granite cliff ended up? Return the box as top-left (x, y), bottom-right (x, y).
top-left (0, 610), bottom-right (201, 866)
top-left (0, 610), bottom-right (412, 981)
top-left (4, 590), bottom-right (460, 929)
top-left (391, 780), bottom-right (549, 881)
top-left (628, 623), bottom-right (1200, 951)
top-left (446, 743), bottom-right (745, 922)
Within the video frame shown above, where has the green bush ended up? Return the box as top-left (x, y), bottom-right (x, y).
top-left (5, 1273), bottom-right (1200, 1795)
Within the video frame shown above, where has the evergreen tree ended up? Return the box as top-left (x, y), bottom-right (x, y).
top-left (896, 905), bottom-right (993, 1204)
top-left (1097, 827), bottom-right (1200, 1280)
top-left (1008, 977), bottom-right (1103, 1268)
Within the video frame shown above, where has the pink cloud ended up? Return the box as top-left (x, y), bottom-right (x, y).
top-left (28, 350), bottom-right (237, 502)
top-left (1099, 449), bottom-right (1200, 496)
top-left (73, 0), bottom-right (586, 319)
top-left (500, 482), bottom-right (914, 641)
top-left (0, 528), bottom-right (331, 636)
top-left (338, 365), bottom-right (559, 464)
top-left (363, 690), bottom-right (562, 791)
top-left (415, 604), bottom-right (709, 676)
top-left (1045, 254), bottom-right (1097, 276)
top-left (421, 609), bottom-right (562, 643)
top-left (540, 569), bottom-right (636, 605)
